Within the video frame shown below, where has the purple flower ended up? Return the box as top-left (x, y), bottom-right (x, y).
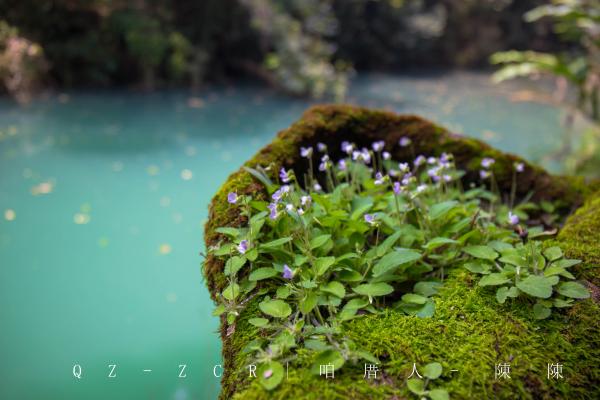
top-left (399, 137), bottom-right (412, 147)
top-left (414, 155), bottom-right (426, 167)
top-left (272, 185), bottom-right (290, 202)
top-left (282, 264), bottom-right (293, 279)
top-left (301, 195), bottom-right (311, 206)
top-left (508, 211), bottom-right (519, 225)
top-left (372, 140), bottom-right (385, 152)
top-left (393, 181), bottom-right (402, 195)
top-left (382, 151), bottom-right (391, 160)
top-left (374, 172), bottom-right (385, 185)
top-left (440, 153), bottom-right (451, 163)
top-left (427, 156), bottom-right (437, 165)
top-left (352, 148), bottom-right (371, 164)
top-left (237, 240), bottom-right (249, 254)
top-left (338, 159), bottom-right (347, 170)
top-left (280, 168), bottom-right (291, 183)
top-left (480, 170), bottom-right (491, 179)
top-left (401, 172), bottom-right (413, 186)
top-left (398, 162), bottom-right (409, 172)
top-left (443, 174), bottom-right (452, 182)
top-left (227, 192), bottom-right (238, 204)
top-left (297, 208), bottom-right (305, 216)
top-left (286, 203), bottom-right (294, 212)
top-left (341, 141), bottom-right (354, 154)
top-left (428, 167), bottom-right (440, 178)
top-left (364, 213), bottom-right (376, 225)
top-left (313, 183), bottom-right (322, 192)
top-left (267, 202), bottom-right (279, 220)
top-left (481, 157), bottom-right (495, 169)
top-left (263, 369), bottom-right (273, 378)
top-left (300, 146), bottom-right (313, 158)
top-left (317, 142), bottom-right (327, 152)
top-left (515, 162), bottom-right (524, 173)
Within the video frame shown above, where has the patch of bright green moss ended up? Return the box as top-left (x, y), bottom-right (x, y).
top-left (554, 189), bottom-right (600, 285)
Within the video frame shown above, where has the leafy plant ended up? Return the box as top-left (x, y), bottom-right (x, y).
top-left (206, 139), bottom-right (589, 391)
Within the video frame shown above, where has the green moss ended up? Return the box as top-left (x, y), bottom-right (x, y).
top-left (203, 105), bottom-right (599, 399)
top-left (554, 189), bottom-right (600, 285)
top-left (225, 270), bottom-right (600, 400)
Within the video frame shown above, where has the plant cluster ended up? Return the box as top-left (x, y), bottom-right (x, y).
top-left (207, 139), bottom-right (590, 392)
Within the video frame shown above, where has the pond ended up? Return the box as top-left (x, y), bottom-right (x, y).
top-left (0, 72), bottom-right (568, 399)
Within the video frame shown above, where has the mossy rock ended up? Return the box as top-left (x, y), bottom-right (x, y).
top-left (203, 105), bottom-right (599, 400)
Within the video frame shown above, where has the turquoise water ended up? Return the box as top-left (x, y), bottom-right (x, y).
top-left (0, 72), bottom-right (567, 399)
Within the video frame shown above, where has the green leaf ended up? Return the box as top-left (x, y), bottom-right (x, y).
top-left (553, 259), bottom-right (581, 269)
top-left (413, 281), bottom-right (442, 297)
top-left (321, 281), bottom-right (346, 298)
top-left (261, 237), bottom-right (292, 249)
top-left (224, 256), bottom-right (246, 275)
top-left (300, 292), bottom-right (318, 314)
top-left (376, 230), bottom-right (403, 257)
top-left (496, 286), bottom-right (509, 304)
top-left (310, 234), bottom-right (331, 250)
top-left (259, 299), bottom-right (292, 318)
top-left (402, 293), bottom-right (428, 304)
top-left (338, 269), bottom-right (363, 282)
top-left (372, 249), bottom-right (422, 276)
top-left (311, 350), bottom-right (345, 375)
top-left (429, 389), bottom-right (450, 400)
top-left (429, 200), bottom-right (458, 220)
top-left (423, 237), bottom-right (458, 251)
top-left (222, 283), bottom-right (240, 301)
top-left (423, 362), bottom-right (443, 379)
top-left (464, 261), bottom-right (491, 274)
top-left (215, 227), bottom-right (240, 237)
top-left (248, 317), bottom-right (269, 327)
top-left (276, 286), bottom-right (291, 299)
top-left (516, 275), bottom-right (556, 299)
top-left (212, 304), bottom-right (226, 316)
top-left (257, 361), bottom-right (284, 391)
top-left (243, 166), bottom-right (275, 192)
top-left (557, 282), bottom-right (590, 299)
top-left (248, 267), bottom-right (278, 281)
top-left (315, 257), bottom-right (336, 276)
top-left (407, 378), bottom-right (425, 395)
top-left (464, 245), bottom-right (498, 261)
top-left (478, 273), bottom-right (510, 286)
top-left (533, 303), bottom-right (551, 320)
top-left (543, 246), bottom-right (563, 261)
top-left (353, 282), bottom-right (394, 297)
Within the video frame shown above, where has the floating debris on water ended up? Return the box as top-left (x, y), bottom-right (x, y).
top-left (31, 181), bottom-right (54, 196)
top-left (146, 165), bottom-right (160, 176)
top-left (4, 209), bottom-right (16, 221)
top-left (172, 213), bottom-right (183, 224)
top-left (187, 97), bottom-right (204, 108)
top-left (180, 169), bottom-right (193, 180)
top-left (74, 213), bottom-right (91, 225)
top-left (184, 145), bottom-right (196, 156)
top-left (160, 196), bottom-right (171, 207)
top-left (159, 243), bottom-right (172, 255)
top-left (166, 292), bottom-right (177, 303)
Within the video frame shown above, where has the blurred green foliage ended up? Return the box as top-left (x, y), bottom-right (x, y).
top-left (0, 0), bottom-right (560, 98)
top-left (491, 0), bottom-right (600, 177)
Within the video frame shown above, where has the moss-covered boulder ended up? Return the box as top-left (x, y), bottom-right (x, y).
top-left (203, 105), bottom-right (599, 400)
